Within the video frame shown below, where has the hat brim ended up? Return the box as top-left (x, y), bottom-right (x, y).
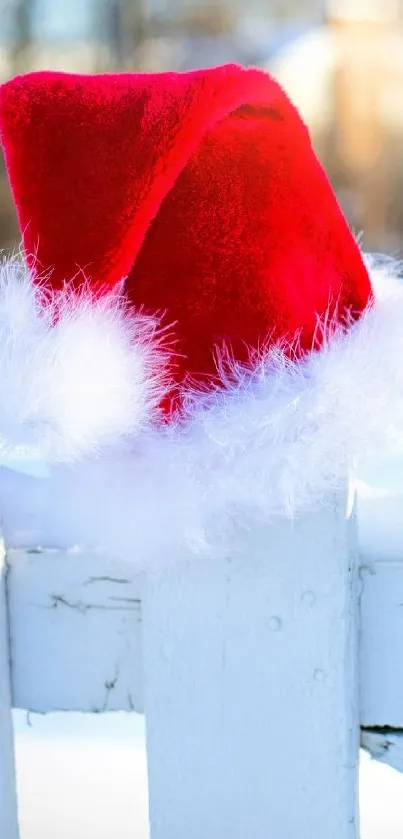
top-left (0, 254), bottom-right (401, 564)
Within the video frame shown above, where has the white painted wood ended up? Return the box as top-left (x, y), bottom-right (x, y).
top-left (360, 559), bottom-right (403, 727)
top-left (6, 526), bottom-right (403, 778)
top-left (7, 548), bottom-right (143, 713)
top-left (0, 540), bottom-right (20, 839)
top-left (361, 730), bottom-right (403, 773)
top-left (142, 497), bottom-right (360, 839)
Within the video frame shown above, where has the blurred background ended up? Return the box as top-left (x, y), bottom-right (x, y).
top-left (1, 0), bottom-right (403, 254)
top-left (1, 3), bottom-right (403, 836)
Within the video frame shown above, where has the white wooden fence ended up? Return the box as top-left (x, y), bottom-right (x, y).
top-left (1, 490), bottom-right (403, 838)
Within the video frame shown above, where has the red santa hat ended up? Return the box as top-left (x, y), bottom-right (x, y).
top-left (0, 64), bottom-right (402, 553)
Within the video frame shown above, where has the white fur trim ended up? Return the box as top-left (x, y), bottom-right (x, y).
top-left (169, 254), bottom-right (403, 518)
top-left (0, 255), bottom-right (169, 465)
top-left (1, 254), bottom-right (403, 570)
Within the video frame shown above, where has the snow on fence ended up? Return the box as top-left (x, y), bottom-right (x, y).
top-left (1, 490), bottom-right (403, 838)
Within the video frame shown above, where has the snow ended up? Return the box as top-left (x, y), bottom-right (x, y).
top-left (13, 712), bottom-right (149, 839)
top-left (12, 454), bottom-right (403, 837)
top-left (12, 710), bottom-right (403, 839)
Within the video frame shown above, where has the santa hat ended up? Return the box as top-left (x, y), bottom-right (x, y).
top-left (0, 64), bottom-right (402, 555)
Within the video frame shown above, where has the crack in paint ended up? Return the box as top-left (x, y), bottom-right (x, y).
top-left (84, 576), bottom-right (130, 586)
top-left (43, 594), bottom-right (139, 613)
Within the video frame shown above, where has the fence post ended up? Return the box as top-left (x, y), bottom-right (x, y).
top-left (0, 539), bottom-right (20, 839)
top-left (142, 493), bottom-right (360, 839)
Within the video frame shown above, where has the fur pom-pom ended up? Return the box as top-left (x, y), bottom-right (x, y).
top-left (0, 255), bottom-right (168, 466)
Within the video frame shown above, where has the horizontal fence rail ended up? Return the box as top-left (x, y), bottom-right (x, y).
top-left (6, 546), bottom-right (403, 742)
top-left (8, 548), bottom-right (143, 714)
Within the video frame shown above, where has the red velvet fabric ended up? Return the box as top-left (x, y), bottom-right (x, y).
top-left (0, 64), bottom-right (371, 395)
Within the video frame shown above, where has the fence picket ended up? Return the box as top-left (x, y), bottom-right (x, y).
top-left (142, 495), bottom-right (360, 839)
top-left (0, 539), bottom-right (19, 839)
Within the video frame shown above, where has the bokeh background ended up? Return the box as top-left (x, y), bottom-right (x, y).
top-left (1, 1), bottom-right (403, 837)
top-left (1, 0), bottom-right (403, 254)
